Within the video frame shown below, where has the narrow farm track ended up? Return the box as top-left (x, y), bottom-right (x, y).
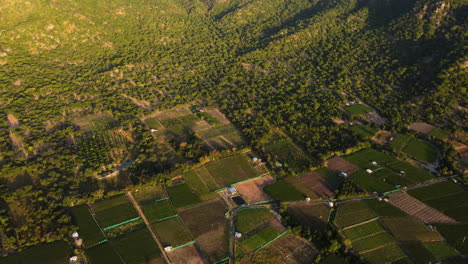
top-left (126, 192), bottom-right (173, 264)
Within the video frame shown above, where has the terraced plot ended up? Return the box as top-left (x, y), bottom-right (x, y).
top-left (252, 234), bottom-right (318, 264)
top-left (382, 217), bottom-right (444, 242)
top-left (334, 201), bottom-right (378, 229)
top-left (360, 243), bottom-right (408, 264)
top-left (287, 203), bottom-right (330, 230)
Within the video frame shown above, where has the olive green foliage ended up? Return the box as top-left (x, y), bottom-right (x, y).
top-left (0, 0), bottom-right (466, 254)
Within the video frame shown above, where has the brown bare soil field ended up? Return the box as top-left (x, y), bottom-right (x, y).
top-left (178, 199), bottom-right (229, 262)
top-left (205, 109), bottom-right (230, 124)
top-left (364, 111), bottom-right (386, 125)
top-left (268, 218), bottom-right (287, 233)
top-left (332, 118), bottom-right (346, 124)
top-left (299, 172), bottom-right (333, 197)
top-left (372, 130), bottom-right (393, 145)
top-left (235, 176), bottom-right (275, 204)
top-left (252, 234), bottom-right (318, 264)
top-left (7, 113), bottom-right (19, 128)
top-left (408, 122), bottom-right (435, 134)
top-left (388, 192), bottom-right (457, 224)
top-left (167, 243), bottom-right (208, 264)
top-left (287, 204), bottom-right (330, 230)
top-left (449, 140), bottom-right (468, 162)
top-left (327, 156), bottom-right (359, 175)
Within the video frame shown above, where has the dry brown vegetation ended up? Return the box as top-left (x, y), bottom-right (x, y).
top-left (408, 122), bottom-right (435, 134)
top-left (7, 113), bottom-right (19, 128)
top-left (167, 243), bottom-right (208, 264)
top-left (371, 130), bottom-right (393, 145)
top-left (327, 156), bottom-right (359, 175)
top-left (235, 176), bottom-right (275, 204)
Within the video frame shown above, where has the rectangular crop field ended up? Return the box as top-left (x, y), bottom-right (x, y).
top-left (70, 205), bottom-right (106, 247)
top-left (141, 198), bottom-right (176, 223)
top-left (234, 175), bottom-right (274, 204)
top-left (133, 185), bottom-right (166, 203)
top-left (264, 140), bottom-right (315, 173)
top-left (342, 220), bottom-right (385, 241)
top-left (349, 170), bottom-right (395, 193)
top-left (151, 217), bottom-right (193, 247)
top-left (287, 204), bottom-right (330, 230)
top-left (254, 234), bottom-right (318, 264)
top-left (92, 195), bottom-right (139, 229)
top-left (423, 241), bottom-right (460, 262)
top-left (362, 199), bottom-right (406, 217)
top-left (285, 176), bottom-right (319, 200)
top-left (390, 135), bottom-right (412, 152)
top-left (334, 201), bottom-right (378, 229)
top-left (403, 138), bottom-right (438, 163)
top-left (314, 168), bottom-right (344, 190)
top-left (436, 224), bottom-right (468, 255)
top-left (386, 161), bottom-right (433, 182)
top-left (343, 104), bottom-right (372, 115)
top-left (144, 117), bottom-right (164, 130)
top-left (298, 172), bottom-right (334, 197)
top-left (361, 243), bottom-right (407, 264)
top-left (400, 241), bottom-right (437, 264)
top-left (382, 217), bottom-right (443, 242)
top-left (167, 184), bottom-right (202, 208)
top-left (351, 232), bottom-right (394, 252)
top-left (111, 227), bottom-right (162, 264)
top-left (239, 226), bottom-right (279, 252)
top-left (263, 181), bottom-right (306, 202)
top-left (178, 199), bottom-right (228, 262)
top-left (183, 170), bottom-right (216, 200)
top-left (350, 124), bottom-right (378, 139)
top-left (408, 181), bottom-right (464, 201)
top-left (197, 124), bottom-right (237, 139)
top-left (1, 241), bottom-right (71, 264)
top-left (344, 148), bottom-right (398, 168)
top-left (85, 242), bottom-right (124, 264)
top-left (428, 127), bottom-right (450, 140)
top-left (236, 209), bottom-right (276, 234)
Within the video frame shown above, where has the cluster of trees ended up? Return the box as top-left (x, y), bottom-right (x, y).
top-left (0, 0), bottom-right (466, 255)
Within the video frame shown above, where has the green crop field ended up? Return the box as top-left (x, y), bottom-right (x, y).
top-left (423, 241), bottom-right (460, 262)
top-left (386, 161), bottom-right (434, 182)
top-left (408, 182), bottom-right (468, 222)
top-left (362, 200), bottom-right (407, 217)
top-left (93, 200), bottom-right (139, 228)
top-left (428, 127), bottom-right (450, 140)
top-left (236, 209), bottom-right (276, 234)
top-left (167, 184), bottom-right (202, 208)
top-left (314, 168), bottom-right (344, 190)
top-left (195, 167), bottom-right (219, 191)
top-left (263, 181), bottom-right (306, 202)
top-left (436, 224), bottom-right (468, 255)
top-left (133, 186), bottom-right (166, 203)
top-left (287, 203), bottom-right (330, 230)
top-left (400, 241), bottom-right (437, 264)
top-left (178, 199), bottom-right (228, 262)
top-left (239, 226), bottom-right (279, 252)
top-left (350, 124), bottom-right (378, 139)
top-left (403, 138), bottom-right (439, 163)
top-left (144, 117), bottom-right (164, 130)
top-left (183, 170), bottom-right (216, 200)
top-left (351, 232), bottom-right (394, 252)
top-left (151, 217), bottom-right (193, 247)
top-left (343, 104), bottom-right (372, 115)
top-left (408, 181), bottom-right (464, 201)
top-left (86, 242), bottom-right (124, 264)
top-left (334, 201), bottom-right (378, 229)
top-left (344, 149), bottom-right (398, 168)
top-left (382, 217), bottom-right (443, 242)
top-left (111, 227), bottom-right (162, 264)
top-left (342, 220), bottom-right (385, 241)
top-left (70, 205), bottom-right (106, 247)
top-left (264, 139), bottom-right (315, 173)
top-left (205, 154), bottom-right (260, 188)
top-left (197, 124), bottom-right (237, 139)
top-left (350, 170), bottom-right (396, 193)
top-left (361, 243), bottom-right (407, 264)
top-left (141, 199), bottom-right (176, 222)
top-left (390, 135), bottom-right (412, 152)
top-left (1, 240), bottom-right (71, 264)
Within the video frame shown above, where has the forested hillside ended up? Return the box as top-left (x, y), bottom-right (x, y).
top-left (0, 0), bottom-right (466, 255)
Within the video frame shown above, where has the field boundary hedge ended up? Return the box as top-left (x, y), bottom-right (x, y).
top-left (172, 240), bottom-right (195, 250)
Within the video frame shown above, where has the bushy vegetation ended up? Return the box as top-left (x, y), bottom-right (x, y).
top-left (0, 0), bottom-right (466, 257)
